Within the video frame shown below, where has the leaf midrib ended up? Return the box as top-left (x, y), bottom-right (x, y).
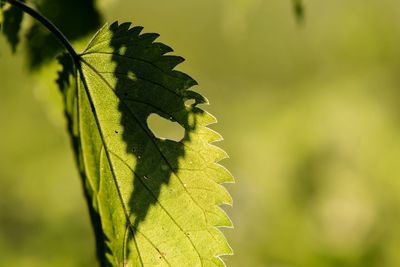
top-left (78, 60), bottom-right (210, 266)
top-left (76, 65), bottom-right (146, 267)
top-left (80, 60), bottom-right (207, 264)
top-left (81, 58), bottom-right (211, 228)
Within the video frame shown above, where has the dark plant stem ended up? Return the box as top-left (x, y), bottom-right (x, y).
top-left (6, 0), bottom-right (79, 61)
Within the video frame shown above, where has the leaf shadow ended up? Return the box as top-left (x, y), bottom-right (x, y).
top-left (58, 21), bottom-right (210, 265)
top-left (2, 1), bottom-right (24, 53)
top-left (108, 22), bottom-right (206, 263)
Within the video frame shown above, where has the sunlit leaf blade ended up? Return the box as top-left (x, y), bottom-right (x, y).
top-left (58, 22), bottom-right (233, 266)
top-left (1, 0), bottom-right (24, 52)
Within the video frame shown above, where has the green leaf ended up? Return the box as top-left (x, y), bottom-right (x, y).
top-left (1, 0), bottom-right (24, 52)
top-left (58, 22), bottom-right (233, 266)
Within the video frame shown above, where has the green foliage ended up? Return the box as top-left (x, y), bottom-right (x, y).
top-left (0, 0), bottom-right (23, 52)
top-left (0, 1), bottom-right (234, 265)
top-left (57, 22), bottom-right (233, 266)
top-left (26, 0), bottom-right (102, 68)
top-left (0, 0), bottom-right (101, 67)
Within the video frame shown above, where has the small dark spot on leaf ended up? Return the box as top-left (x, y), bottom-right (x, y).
top-left (115, 130), bottom-right (119, 134)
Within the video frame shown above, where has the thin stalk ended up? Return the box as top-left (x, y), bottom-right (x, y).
top-left (6, 0), bottom-right (79, 60)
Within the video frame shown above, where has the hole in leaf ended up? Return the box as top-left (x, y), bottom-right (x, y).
top-left (147, 113), bottom-right (185, 142)
top-left (127, 70), bottom-right (137, 80)
top-left (119, 45), bottom-right (127, 55)
top-left (185, 99), bottom-right (196, 107)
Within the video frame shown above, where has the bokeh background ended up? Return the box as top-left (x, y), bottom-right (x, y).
top-left (2, 0), bottom-right (400, 266)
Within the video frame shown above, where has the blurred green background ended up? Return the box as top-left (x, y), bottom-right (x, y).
top-left (2, 0), bottom-right (400, 266)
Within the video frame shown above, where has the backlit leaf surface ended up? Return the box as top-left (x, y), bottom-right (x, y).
top-left (58, 22), bottom-right (233, 267)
